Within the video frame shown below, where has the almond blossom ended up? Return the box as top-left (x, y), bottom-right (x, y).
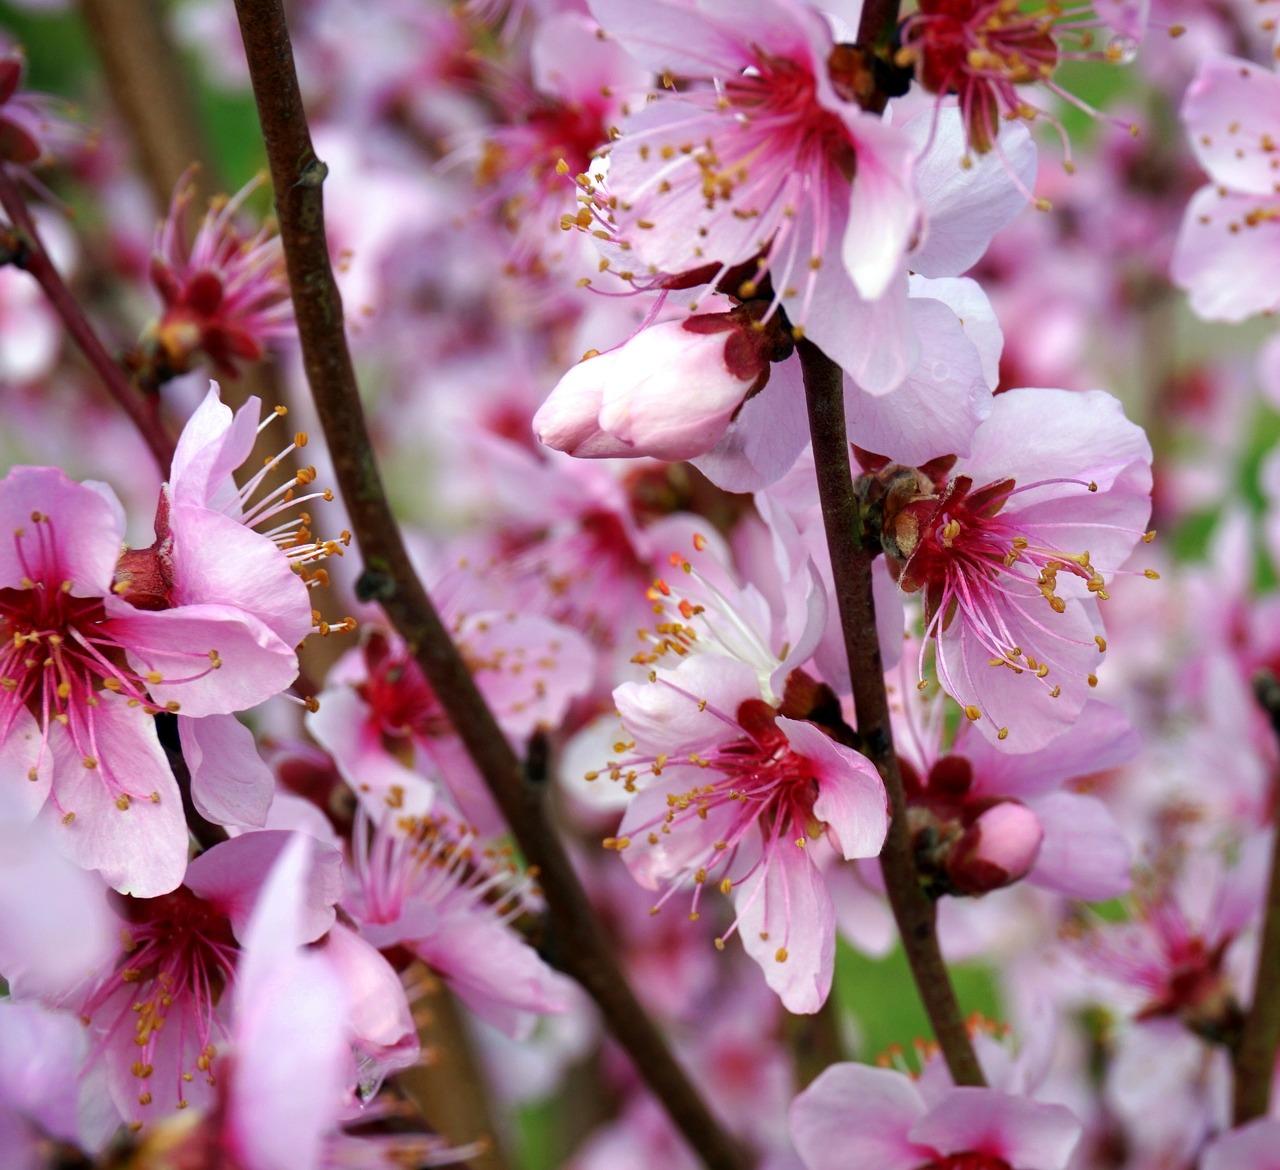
top-left (71, 831), bottom-right (344, 1126)
top-left (876, 386), bottom-right (1154, 751)
top-left (0, 464), bottom-right (305, 895)
top-left (345, 806), bottom-right (574, 1038)
top-left (140, 174), bottom-right (293, 385)
top-left (575, 0), bottom-right (921, 392)
top-left (790, 1063), bottom-right (1082, 1170)
top-left (603, 650), bottom-right (887, 1013)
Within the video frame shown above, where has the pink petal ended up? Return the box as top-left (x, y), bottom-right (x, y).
top-left (1203, 1119), bottom-right (1280, 1170)
top-left (180, 713), bottom-right (275, 828)
top-left (0, 467), bottom-right (122, 595)
top-left (111, 603), bottom-right (298, 717)
top-left (909, 1088), bottom-right (1081, 1169)
top-left (1181, 54), bottom-right (1280, 195)
top-left (185, 830), bottom-right (342, 944)
top-left (0, 706), bottom-right (52, 821)
top-left (908, 109), bottom-right (1036, 278)
top-left (841, 114), bottom-right (918, 301)
top-left (0, 810), bottom-right (114, 998)
top-left (790, 1064), bottom-right (928, 1170)
top-left (732, 830), bottom-right (835, 1014)
top-left (168, 503), bottom-right (312, 649)
top-left (42, 701), bottom-right (187, 897)
top-left (1025, 791), bottom-right (1131, 900)
top-left (615, 655), bottom-right (761, 757)
top-left (320, 924), bottom-right (420, 1085)
top-left (231, 837), bottom-right (349, 1170)
top-left (845, 295), bottom-right (991, 466)
top-left (693, 353), bottom-right (810, 493)
top-left (1172, 186), bottom-right (1280, 322)
top-left (169, 382), bottom-right (260, 513)
top-left (424, 913), bottom-right (574, 1039)
top-left (781, 717), bottom-right (887, 860)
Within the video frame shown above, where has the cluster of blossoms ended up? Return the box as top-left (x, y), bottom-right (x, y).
top-left (2, 0), bottom-right (1280, 1166)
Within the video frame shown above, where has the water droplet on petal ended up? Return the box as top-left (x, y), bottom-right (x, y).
top-left (1106, 33), bottom-right (1139, 64)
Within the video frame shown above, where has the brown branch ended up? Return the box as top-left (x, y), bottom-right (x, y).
top-left (1232, 671), bottom-right (1280, 1122)
top-left (77, 0), bottom-right (221, 215)
top-left (798, 338), bottom-right (985, 1088)
top-left (396, 967), bottom-right (511, 1170)
top-left (229, 4), bottom-right (748, 1166)
top-left (0, 167), bottom-right (175, 473)
top-left (856, 0), bottom-right (903, 45)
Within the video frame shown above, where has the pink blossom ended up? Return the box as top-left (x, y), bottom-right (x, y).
top-left (898, 0), bottom-right (1140, 159)
top-left (1172, 54), bottom-right (1280, 322)
top-left (790, 1063), bottom-right (1081, 1170)
top-left (72, 831), bottom-right (343, 1126)
top-left (1073, 831), bottom-right (1267, 1041)
top-left (345, 807), bottom-right (574, 1039)
top-left (878, 386), bottom-right (1153, 751)
top-left (604, 652), bottom-right (887, 1012)
top-left (309, 602), bottom-right (590, 833)
top-left (576, 0), bottom-right (920, 391)
top-left (143, 173), bottom-right (294, 382)
top-left (0, 465), bottom-right (310, 894)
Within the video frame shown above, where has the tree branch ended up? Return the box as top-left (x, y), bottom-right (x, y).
top-left (798, 338), bottom-right (985, 1087)
top-left (1232, 670), bottom-right (1280, 1123)
top-left (229, 4), bottom-right (748, 1166)
top-left (0, 166), bottom-right (175, 473)
top-left (77, 0), bottom-right (220, 215)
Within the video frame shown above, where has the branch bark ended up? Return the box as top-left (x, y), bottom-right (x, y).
top-left (0, 167), bottom-right (175, 473)
top-left (1233, 670), bottom-right (1280, 1123)
top-left (798, 338), bottom-right (985, 1087)
top-left (78, 0), bottom-right (220, 214)
top-left (229, 4), bottom-right (748, 1166)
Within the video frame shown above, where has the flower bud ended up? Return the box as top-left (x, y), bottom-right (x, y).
top-left (945, 801), bottom-right (1043, 895)
top-left (536, 310), bottom-right (788, 463)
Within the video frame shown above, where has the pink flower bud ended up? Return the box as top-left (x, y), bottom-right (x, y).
top-left (536, 316), bottom-right (775, 462)
top-left (946, 801), bottom-right (1043, 895)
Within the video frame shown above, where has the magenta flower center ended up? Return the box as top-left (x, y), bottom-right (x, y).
top-left (718, 54), bottom-right (857, 189)
top-left (87, 886), bottom-right (239, 1109)
top-left (0, 515), bottom-right (219, 795)
top-left (920, 1154), bottom-right (1014, 1170)
top-left (611, 699), bottom-right (823, 933)
top-left (357, 633), bottom-right (451, 743)
top-left (892, 473), bottom-right (1105, 706)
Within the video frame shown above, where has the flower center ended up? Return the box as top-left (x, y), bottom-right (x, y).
top-left (890, 473), bottom-right (1105, 685)
top-left (357, 632), bottom-right (451, 743)
top-left (90, 886), bottom-right (239, 1111)
top-left (0, 516), bottom-right (220, 799)
top-left (920, 1155), bottom-right (1014, 1170)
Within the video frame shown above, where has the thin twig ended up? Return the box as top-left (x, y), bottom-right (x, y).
top-left (1232, 671), bottom-right (1280, 1122)
top-left (229, 4), bottom-right (748, 1166)
top-left (0, 167), bottom-right (174, 473)
top-left (397, 967), bottom-right (511, 1170)
top-left (77, 0), bottom-right (221, 215)
top-left (798, 338), bottom-right (985, 1087)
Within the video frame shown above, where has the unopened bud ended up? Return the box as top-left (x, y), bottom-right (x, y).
top-left (945, 801), bottom-right (1043, 895)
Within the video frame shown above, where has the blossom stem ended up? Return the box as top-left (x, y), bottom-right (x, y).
top-left (798, 337), bottom-right (985, 1088)
top-left (397, 967), bottom-right (511, 1170)
top-left (1232, 670), bottom-right (1280, 1122)
top-left (856, 0), bottom-right (903, 44)
top-left (0, 165), bottom-right (176, 473)
top-left (231, 4), bottom-right (749, 1166)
